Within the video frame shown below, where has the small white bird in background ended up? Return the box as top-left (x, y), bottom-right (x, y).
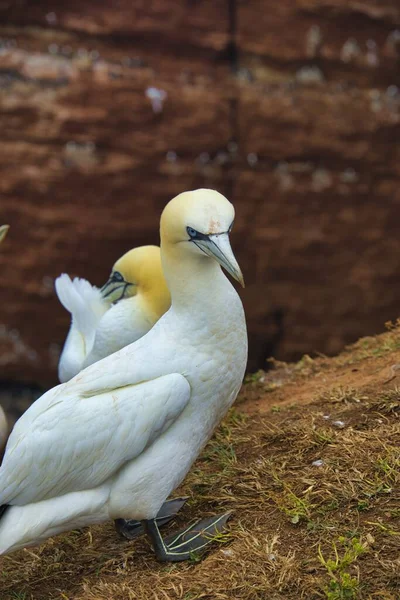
top-left (0, 189), bottom-right (247, 561)
top-left (56, 245), bottom-right (171, 382)
top-left (0, 226), bottom-right (10, 452)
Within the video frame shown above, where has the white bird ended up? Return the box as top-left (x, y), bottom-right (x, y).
top-left (0, 189), bottom-right (247, 560)
top-left (0, 226), bottom-right (10, 452)
top-left (56, 245), bottom-right (171, 382)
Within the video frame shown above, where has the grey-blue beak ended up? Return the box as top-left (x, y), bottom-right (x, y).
top-left (193, 232), bottom-right (244, 287)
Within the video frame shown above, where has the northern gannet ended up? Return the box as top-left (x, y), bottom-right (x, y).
top-left (0, 226), bottom-right (10, 451)
top-left (0, 189), bottom-right (247, 561)
top-left (56, 245), bottom-right (171, 382)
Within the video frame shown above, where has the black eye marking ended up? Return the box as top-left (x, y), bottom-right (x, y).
top-left (112, 271), bottom-right (124, 282)
top-left (186, 226), bottom-right (210, 241)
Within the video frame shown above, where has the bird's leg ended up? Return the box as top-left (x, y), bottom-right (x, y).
top-left (114, 497), bottom-right (188, 540)
top-left (143, 512), bottom-right (232, 562)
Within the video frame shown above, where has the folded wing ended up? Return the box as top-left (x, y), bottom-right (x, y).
top-left (0, 373), bottom-right (190, 505)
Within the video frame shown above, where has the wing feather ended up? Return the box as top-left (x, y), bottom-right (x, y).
top-left (0, 373), bottom-right (190, 505)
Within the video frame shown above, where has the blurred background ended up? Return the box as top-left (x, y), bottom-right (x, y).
top-left (0, 0), bottom-right (400, 411)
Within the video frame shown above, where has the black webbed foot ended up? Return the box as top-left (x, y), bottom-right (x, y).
top-left (143, 511), bottom-right (232, 562)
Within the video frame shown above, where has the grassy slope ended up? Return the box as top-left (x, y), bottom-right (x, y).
top-left (1, 324), bottom-right (400, 600)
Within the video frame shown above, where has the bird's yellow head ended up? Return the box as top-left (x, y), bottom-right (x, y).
top-left (0, 225), bottom-right (9, 244)
top-left (160, 189), bottom-right (244, 287)
top-left (101, 245), bottom-right (171, 316)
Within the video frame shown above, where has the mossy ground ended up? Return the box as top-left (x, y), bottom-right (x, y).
top-left (1, 324), bottom-right (400, 599)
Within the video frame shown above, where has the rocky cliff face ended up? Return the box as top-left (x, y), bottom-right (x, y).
top-left (0, 0), bottom-right (399, 385)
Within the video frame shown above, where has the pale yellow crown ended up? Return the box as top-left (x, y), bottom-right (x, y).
top-left (160, 189), bottom-right (235, 245)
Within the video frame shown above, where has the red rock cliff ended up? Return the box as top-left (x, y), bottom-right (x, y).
top-left (0, 0), bottom-right (400, 385)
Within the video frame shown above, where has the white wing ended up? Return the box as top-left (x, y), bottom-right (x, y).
top-left (56, 274), bottom-right (110, 382)
top-left (0, 372), bottom-right (190, 505)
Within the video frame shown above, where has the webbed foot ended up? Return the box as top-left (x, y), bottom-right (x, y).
top-left (114, 497), bottom-right (188, 540)
top-left (143, 511), bottom-right (232, 562)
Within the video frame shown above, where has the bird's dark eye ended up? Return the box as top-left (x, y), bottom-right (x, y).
top-left (112, 271), bottom-right (124, 282)
top-left (187, 227), bottom-right (198, 239)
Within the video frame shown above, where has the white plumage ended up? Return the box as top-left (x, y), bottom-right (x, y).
top-left (0, 189), bottom-right (247, 556)
top-left (1, 373), bottom-right (189, 505)
top-left (55, 274), bottom-right (109, 382)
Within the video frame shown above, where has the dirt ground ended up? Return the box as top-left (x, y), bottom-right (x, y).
top-left (0, 323), bottom-right (399, 599)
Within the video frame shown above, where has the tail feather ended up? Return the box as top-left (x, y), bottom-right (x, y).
top-left (55, 274), bottom-right (109, 349)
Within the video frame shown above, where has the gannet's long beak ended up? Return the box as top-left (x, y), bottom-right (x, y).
top-left (101, 277), bottom-right (135, 303)
top-left (193, 232), bottom-right (245, 288)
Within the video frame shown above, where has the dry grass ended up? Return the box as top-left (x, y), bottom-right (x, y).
top-left (1, 327), bottom-right (400, 599)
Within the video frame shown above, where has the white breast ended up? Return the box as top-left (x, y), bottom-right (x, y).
top-left (109, 283), bottom-right (247, 518)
